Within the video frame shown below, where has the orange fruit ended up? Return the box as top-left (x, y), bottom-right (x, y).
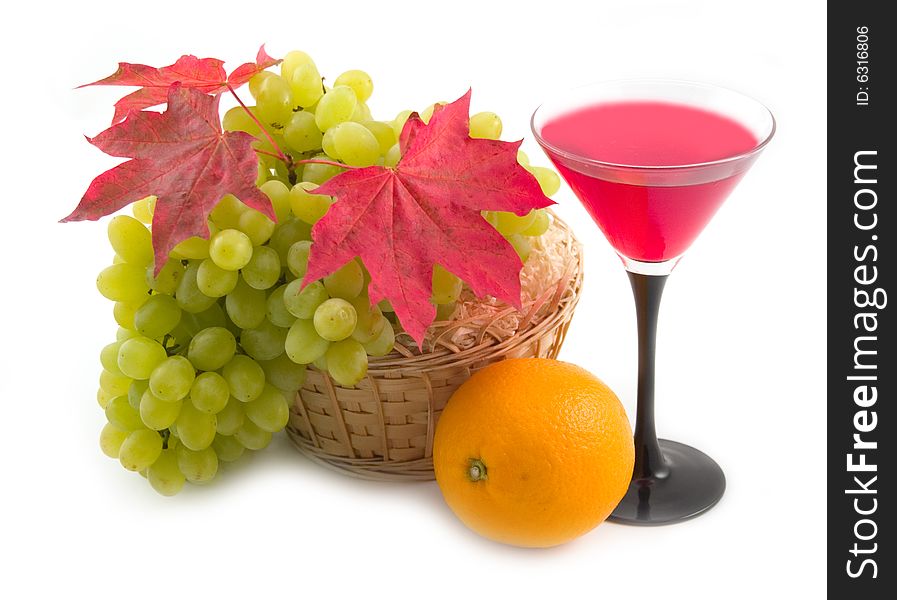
top-left (433, 358), bottom-right (634, 548)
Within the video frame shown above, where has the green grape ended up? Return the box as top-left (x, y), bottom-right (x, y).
top-left (241, 246), bottom-right (281, 290)
top-left (240, 319), bottom-right (288, 361)
top-left (494, 210), bottom-right (537, 235)
top-left (301, 153), bottom-right (345, 185)
top-left (119, 429), bottom-right (163, 472)
top-left (175, 262), bottom-right (217, 314)
top-left (147, 449), bottom-right (185, 496)
top-left (315, 86), bottom-right (357, 131)
top-left (209, 229), bottom-right (253, 271)
top-left (349, 296), bottom-right (385, 343)
top-left (222, 355), bottom-right (266, 402)
top-left (313, 298), bottom-right (357, 341)
top-left (517, 150), bottom-right (530, 166)
top-left (245, 384), bottom-right (290, 432)
top-left (321, 126), bottom-right (339, 159)
top-left (100, 422), bottom-right (129, 458)
top-left (420, 101), bottom-right (446, 124)
top-left (260, 353), bottom-right (307, 391)
top-left (431, 265), bottom-right (463, 304)
top-left (215, 398), bottom-right (245, 435)
top-left (212, 434), bottom-right (245, 462)
top-left (268, 218), bottom-right (312, 263)
top-left (225, 279), bottom-right (267, 329)
top-left (334, 69), bottom-right (373, 102)
top-left (116, 327), bottom-right (138, 342)
top-left (360, 120), bottom-right (396, 154)
top-left (288, 62), bottom-right (324, 108)
top-left (286, 240), bottom-right (311, 278)
top-left (108, 215), bottom-right (153, 266)
top-left (149, 356), bottom-right (195, 402)
top-left (384, 143), bottom-right (401, 168)
top-left (175, 402), bottom-right (217, 451)
top-left (209, 194), bottom-right (248, 230)
top-left (131, 195), bottom-right (156, 224)
top-left (521, 209), bottom-right (551, 237)
top-left (509, 234), bottom-right (532, 262)
top-left (134, 294), bottom-right (182, 339)
top-left (128, 379), bottom-right (149, 410)
top-left (325, 339), bottom-right (368, 387)
top-left (112, 301), bottom-right (138, 329)
top-left (259, 180), bottom-right (292, 224)
top-left (436, 302), bottom-right (457, 321)
top-left (285, 319), bottom-right (330, 364)
top-left (266, 285), bottom-right (297, 328)
top-left (139, 390), bottom-right (182, 430)
top-left (97, 263), bottom-right (150, 303)
top-left (257, 74), bottom-right (293, 127)
top-left (97, 388), bottom-right (113, 409)
top-left (222, 105), bottom-right (261, 135)
top-left (329, 121), bottom-right (380, 167)
top-left (469, 111), bottom-right (502, 139)
top-left (530, 166), bottom-right (561, 196)
top-left (283, 110), bottom-right (323, 153)
top-left (171, 236), bottom-right (210, 260)
top-left (391, 109), bottom-right (413, 137)
top-left (190, 372), bottom-right (230, 414)
top-left (249, 71), bottom-right (274, 100)
top-left (174, 303), bottom-right (227, 340)
top-left (234, 420), bottom-right (272, 450)
top-left (289, 182), bottom-right (333, 225)
top-left (283, 278), bottom-right (328, 319)
top-left (145, 259), bottom-right (184, 295)
top-left (100, 369), bottom-right (132, 396)
top-left (196, 258), bottom-right (239, 298)
top-left (352, 103), bottom-right (373, 124)
top-left (237, 209), bottom-right (276, 246)
top-left (363, 320), bottom-right (396, 357)
top-left (187, 327), bottom-right (236, 371)
top-left (323, 260), bottom-right (364, 299)
top-left (280, 50), bottom-right (314, 80)
top-left (176, 445), bottom-right (218, 484)
top-left (105, 396), bottom-right (143, 431)
top-left (273, 158), bottom-right (292, 183)
top-left (100, 341), bottom-right (124, 375)
top-left (117, 336), bottom-right (167, 380)
top-left (312, 354), bottom-right (328, 371)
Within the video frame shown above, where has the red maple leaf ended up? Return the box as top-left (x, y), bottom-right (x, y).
top-left (308, 90), bottom-right (554, 346)
top-left (62, 83), bottom-right (274, 273)
top-left (81, 45), bottom-right (279, 124)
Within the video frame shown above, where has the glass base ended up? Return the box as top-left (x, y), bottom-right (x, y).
top-left (609, 439), bottom-right (725, 526)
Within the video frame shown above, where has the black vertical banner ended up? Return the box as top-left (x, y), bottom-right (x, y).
top-left (828, 1), bottom-right (894, 596)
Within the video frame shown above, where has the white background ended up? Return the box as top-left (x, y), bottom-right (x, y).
top-left (0, 1), bottom-right (826, 597)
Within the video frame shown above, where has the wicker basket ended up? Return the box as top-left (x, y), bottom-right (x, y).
top-left (286, 213), bottom-right (583, 480)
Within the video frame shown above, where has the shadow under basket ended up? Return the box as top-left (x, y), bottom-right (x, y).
top-left (286, 213), bottom-right (583, 481)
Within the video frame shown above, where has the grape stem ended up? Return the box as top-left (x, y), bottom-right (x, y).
top-left (253, 148), bottom-right (283, 161)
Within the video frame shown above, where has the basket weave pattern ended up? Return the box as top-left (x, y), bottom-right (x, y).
top-left (286, 215), bottom-right (583, 480)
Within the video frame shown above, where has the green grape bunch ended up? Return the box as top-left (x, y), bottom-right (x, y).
top-left (93, 49), bottom-right (562, 495)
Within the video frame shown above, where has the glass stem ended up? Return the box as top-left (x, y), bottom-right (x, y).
top-left (628, 271), bottom-right (671, 480)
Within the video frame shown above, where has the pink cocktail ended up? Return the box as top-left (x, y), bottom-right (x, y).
top-left (532, 81), bottom-right (774, 524)
top-left (541, 101), bottom-right (758, 262)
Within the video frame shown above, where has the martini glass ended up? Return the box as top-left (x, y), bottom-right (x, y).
top-left (532, 80), bottom-right (775, 525)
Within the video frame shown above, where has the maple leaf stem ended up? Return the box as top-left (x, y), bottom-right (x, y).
top-left (226, 83), bottom-right (288, 163)
top-left (253, 148), bottom-right (283, 160)
top-left (295, 158), bottom-right (361, 170)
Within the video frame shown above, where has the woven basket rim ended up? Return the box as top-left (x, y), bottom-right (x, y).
top-left (364, 211), bottom-right (582, 372)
